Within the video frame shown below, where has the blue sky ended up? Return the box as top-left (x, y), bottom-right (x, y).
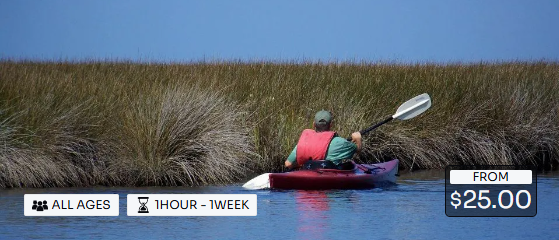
top-left (1, 0), bottom-right (558, 63)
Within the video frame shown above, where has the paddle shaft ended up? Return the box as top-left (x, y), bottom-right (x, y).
top-left (346, 116), bottom-right (393, 141)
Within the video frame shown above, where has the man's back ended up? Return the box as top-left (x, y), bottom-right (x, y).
top-left (286, 136), bottom-right (357, 166)
top-left (284, 110), bottom-right (362, 169)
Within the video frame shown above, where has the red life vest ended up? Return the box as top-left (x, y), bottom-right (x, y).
top-left (295, 129), bottom-right (336, 165)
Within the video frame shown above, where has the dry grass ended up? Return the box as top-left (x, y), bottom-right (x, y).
top-left (0, 60), bottom-right (557, 187)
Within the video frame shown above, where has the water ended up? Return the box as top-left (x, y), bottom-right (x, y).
top-left (1, 171), bottom-right (558, 240)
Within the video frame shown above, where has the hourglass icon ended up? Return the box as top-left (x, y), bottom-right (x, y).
top-left (138, 197), bottom-right (149, 213)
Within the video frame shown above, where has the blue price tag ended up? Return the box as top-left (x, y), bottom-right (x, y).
top-left (445, 165), bottom-right (537, 217)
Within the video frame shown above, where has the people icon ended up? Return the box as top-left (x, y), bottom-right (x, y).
top-left (32, 200), bottom-right (48, 211)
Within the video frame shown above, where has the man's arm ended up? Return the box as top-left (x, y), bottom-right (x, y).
top-left (285, 160), bottom-right (299, 169)
top-left (285, 146), bottom-right (298, 169)
top-left (351, 132), bottom-right (362, 152)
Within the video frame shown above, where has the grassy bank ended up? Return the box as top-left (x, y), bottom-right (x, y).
top-left (1, 61), bottom-right (558, 187)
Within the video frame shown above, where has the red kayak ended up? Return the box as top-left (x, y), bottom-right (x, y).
top-left (269, 159), bottom-right (399, 190)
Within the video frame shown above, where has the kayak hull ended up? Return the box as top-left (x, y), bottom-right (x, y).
top-left (269, 159), bottom-right (399, 190)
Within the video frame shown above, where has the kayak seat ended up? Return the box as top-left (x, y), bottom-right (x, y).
top-left (302, 160), bottom-right (356, 171)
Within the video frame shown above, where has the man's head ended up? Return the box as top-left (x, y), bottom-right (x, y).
top-left (313, 110), bottom-right (333, 132)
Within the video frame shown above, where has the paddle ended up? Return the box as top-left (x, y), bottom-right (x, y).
top-left (242, 93), bottom-right (432, 190)
top-left (346, 93), bottom-right (432, 141)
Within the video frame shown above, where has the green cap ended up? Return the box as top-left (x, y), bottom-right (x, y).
top-left (314, 110), bottom-right (332, 125)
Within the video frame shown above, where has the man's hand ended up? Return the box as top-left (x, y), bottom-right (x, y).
top-left (351, 132), bottom-right (362, 152)
top-left (285, 160), bottom-right (298, 169)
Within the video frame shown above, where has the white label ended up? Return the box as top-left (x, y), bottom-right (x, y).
top-left (24, 194), bottom-right (119, 216)
top-left (127, 194), bottom-right (257, 216)
top-left (450, 170), bottom-right (532, 184)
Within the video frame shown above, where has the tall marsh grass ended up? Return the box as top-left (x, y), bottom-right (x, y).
top-left (0, 61), bottom-right (557, 187)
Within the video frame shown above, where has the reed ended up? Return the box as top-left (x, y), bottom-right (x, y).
top-left (0, 60), bottom-right (557, 187)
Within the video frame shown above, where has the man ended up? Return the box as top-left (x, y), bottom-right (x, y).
top-left (285, 110), bottom-right (362, 169)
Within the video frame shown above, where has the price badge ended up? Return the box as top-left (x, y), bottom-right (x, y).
top-left (445, 165), bottom-right (537, 217)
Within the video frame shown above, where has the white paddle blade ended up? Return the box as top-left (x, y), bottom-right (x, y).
top-left (242, 173), bottom-right (271, 190)
top-left (393, 93), bottom-right (431, 120)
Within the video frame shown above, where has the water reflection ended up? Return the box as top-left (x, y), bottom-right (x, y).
top-left (295, 191), bottom-right (329, 239)
top-left (294, 190), bottom-right (360, 239)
